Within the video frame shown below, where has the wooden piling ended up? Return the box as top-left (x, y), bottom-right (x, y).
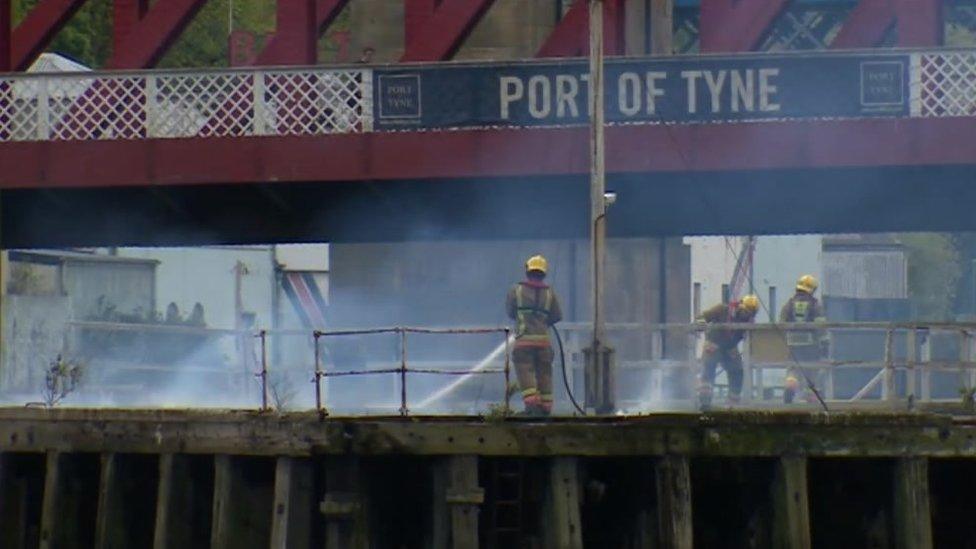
top-left (154, 454), bottom-right (214, 549)
top-left (39, 451), bottom-right (63, 549)
top-left (772, 456), bottom-right (811, 549)
top-left (545, 457), bottom-right (583, 549)
top-left (211, 455), bottom-right (273, 549)
top-left (321, 456), bottom-right (370, 549)
top-left (446, 456), bottom-right (483, 549)
top-left (0, 452), bottom-right (24, 548)
top-left (655, 455), bottom-right (693, 549)
top-left (270, 457), bottom-right (314, 549)
top-left (893, 457), bottom-right (933, 549)
top-left (94, 453), bottom-right (124, 549)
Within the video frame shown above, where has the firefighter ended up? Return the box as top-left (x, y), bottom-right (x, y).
top-left (506, 255), bottom-right (563, 416)
top-left (780, 274), bottom-right (828, 404)
top-left (697, 294), bottom-right (760, 410)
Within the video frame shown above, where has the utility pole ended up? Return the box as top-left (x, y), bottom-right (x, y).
top-left (585, 0), bottom-right (616, 414)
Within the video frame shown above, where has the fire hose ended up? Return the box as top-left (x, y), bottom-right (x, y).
top-left (553, 326), bottom-right (586, 415)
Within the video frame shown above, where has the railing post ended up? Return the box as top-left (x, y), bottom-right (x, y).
top-left (825, 360), bottom-right (835, 401)
top-left (259, 330), bottom-right (269, 411)
top-left (145, 75), bottom-right (158, 138)
top-left (909, 52), bottom-right (923, 117)
top-left (651, 328), bottom-right (664, 402)
top-left (960, 329), bottom-right (975, 398)
top-left (37, 78), bottom-right (50, 140)
top-left (252, 71), bottom-right (267, 136)
top-left (882, 328), bottom-right (895, 402)
top-left (966, 330), bottom-right (976, 392)
top-left (360, 69), bottom-right (374, 132)
top-left (314, 331), bottom-right (325, 415)
top-left (742, 331), bottom-right (753, 403)
top-left (399, 328), bottom-right (408, 416)
top-left (503, 328), bottom-right (511, 415)
top-left (920, 329), bottom-right (931, 402)
top-left (906, 328), bottom-right (917, 401)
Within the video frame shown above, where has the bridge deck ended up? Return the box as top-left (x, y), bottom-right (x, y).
top-left (3, 49), bottom-right (976, 246)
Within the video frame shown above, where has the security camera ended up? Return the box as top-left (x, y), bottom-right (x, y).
top-left (603, 191), bottom-right (617, 206)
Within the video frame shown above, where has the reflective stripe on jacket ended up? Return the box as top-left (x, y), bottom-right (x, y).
top-left (779, 292), bottom-right (826, 346)
top-left (506, 281), bottom-right (563, 348)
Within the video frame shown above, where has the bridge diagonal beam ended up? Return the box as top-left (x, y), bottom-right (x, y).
top-left (314, 0), bottom-right (351, 36)
top-left (1, 0), bottom-right (10, 71)
top-left (105, 0), bottom-right (207, 69)
top-left (400, 0), bottom-right (497, 62)
top-left (832, 0), bottom-right (942, 49)
top-left (113, 0), bottom-right (149, 60)
top-left (536, 0), bottom-right (624, 58)
top-left (0, 0), bottom-right (13, 72)
top-left (699, 0), bottom-right (787, 52)
top-left (10, 0), bottom-right (88, 71)
top-left (255, 0), bottom-right (318, 65)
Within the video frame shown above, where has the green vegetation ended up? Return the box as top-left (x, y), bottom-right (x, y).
top-left (41, 354), bottom-right (84, 407)
top-left (12, 0), bottom-right (352, 69)
top-left (14, 0), bottom-right (113, 67)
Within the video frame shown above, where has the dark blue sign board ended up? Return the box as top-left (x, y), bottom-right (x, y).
top-left (373, 53), bottom-right (909, 130)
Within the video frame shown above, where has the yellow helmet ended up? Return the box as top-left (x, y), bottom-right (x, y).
top-left (525, 255), bottom-right (548, 274)
top-left (796, 274), bottom-right (818, 294)
top-left (739, 295), bottom-right (759, 313)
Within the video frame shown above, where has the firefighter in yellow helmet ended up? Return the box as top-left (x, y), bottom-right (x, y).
top-left (506, 255), bottom-right (563, 416)
top-left (696, 294), bottom-right (759, 410)
top-left (780, 274), bottom-right (827, 404)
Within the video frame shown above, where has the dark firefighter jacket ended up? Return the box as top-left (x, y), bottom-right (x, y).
top-left (506, 280), bottom-right (563, 348)
top-left (699, 302), bottom-right (755, 350)
top-left (779, 291), bottom-right (827, 346)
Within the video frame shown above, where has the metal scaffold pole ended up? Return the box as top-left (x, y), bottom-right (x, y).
top-left (586, 0), bottom-right (615, 414)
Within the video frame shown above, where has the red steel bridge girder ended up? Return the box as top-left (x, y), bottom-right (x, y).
top-left (105, 0), bottom-right (207, 69)
top-left (831, 0), bottom-right (943, 49)
top-left (256, 0), bottom-right (317, 65)
top-left (536, 0), bottom-right (625, 58)
top-left (10, 0), bottom-right (87, 71)
top-left (3, 118), bottom-right (975, 189)
top-left (699, 0), bottom-right (944, 53)
top-left (113, 0), bottom-right (148, 59)
top-left (699, 0), bottom-right (787, 53)
top-left (0, 0), bottom-right (9, 71)
top-left (314, 0), bottom-right (351, 36)
top-left (400, 0), bottom-right (497, 62)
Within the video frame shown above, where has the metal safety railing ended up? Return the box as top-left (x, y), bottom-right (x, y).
top-left (267, 326), bottom-right (512, 416)
top-left (0, 67), bottom-right (372, 142)
top-left (49, 321), bottom-right (513, 414)
top-left (17, 318), bottom-right (976, 413)
top-left (555, 321), bottom-right (976, 408)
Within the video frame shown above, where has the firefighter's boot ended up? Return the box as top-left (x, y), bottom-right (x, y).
top-left (784, 375), bottom-right (799, 404)
top-left (697, 383), bottom-right (713, 412)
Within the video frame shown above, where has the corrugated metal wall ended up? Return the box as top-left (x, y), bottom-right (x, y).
top-left (64, 261), bottom-right (156, 320)
top-left (823, 250), bottom-right (908, 299)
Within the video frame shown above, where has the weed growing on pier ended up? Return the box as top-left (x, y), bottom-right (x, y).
top-left (41, 355), bottom-right (84, 407)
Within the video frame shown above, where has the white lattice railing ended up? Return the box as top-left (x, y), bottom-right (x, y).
top-left (0, 67), bottom-right (373, 142)
top-left (3, 52), bottom-right (976, 143)
top-left (912, 51), bottom-right (976, 117)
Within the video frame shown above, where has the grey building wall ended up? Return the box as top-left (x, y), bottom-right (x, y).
top-left (1, 294), bottom-right (69, 394)
top-left (63, 260), bottom-right (156, 320)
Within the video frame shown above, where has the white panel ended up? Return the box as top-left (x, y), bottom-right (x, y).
top-left (275, 244), bottom-right (330, 272)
